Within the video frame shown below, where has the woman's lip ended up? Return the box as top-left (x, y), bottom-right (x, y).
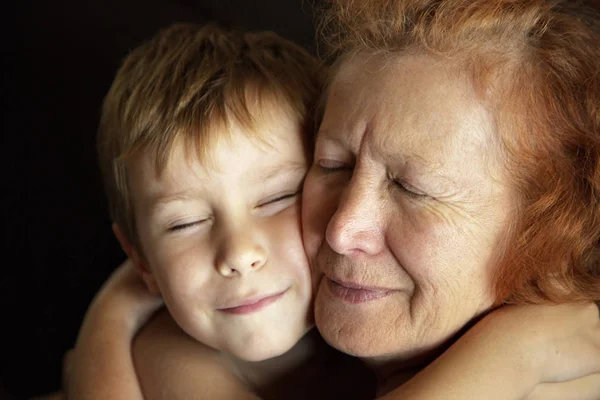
top-left (218, 289), bottom-right (288, 315)
top-left (326, 278), bottom-right (393, 304)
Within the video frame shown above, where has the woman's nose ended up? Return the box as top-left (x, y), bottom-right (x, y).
top-left (216, 226), bottom-right (267, 277)
top-left (325, 176), bottom-right (384, 256)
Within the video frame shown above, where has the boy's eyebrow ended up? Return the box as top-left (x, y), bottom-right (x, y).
top-left (258, 162), bottom-right (307, 182)
top-left (148, 163), bottom-right (307, 209)
top-left (151, 188), bottom-right (205, 207)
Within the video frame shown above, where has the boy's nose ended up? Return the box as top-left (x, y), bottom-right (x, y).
top-left (216, 233), bottom-right (267, 277)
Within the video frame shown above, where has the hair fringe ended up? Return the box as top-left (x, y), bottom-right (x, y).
top-left (98, 23), bottom-right (326, 246)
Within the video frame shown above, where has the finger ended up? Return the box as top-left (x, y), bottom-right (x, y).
top-left (61, 348), bottom-right (75, 388)
top-left (527, 373), bottom-right (600, 400)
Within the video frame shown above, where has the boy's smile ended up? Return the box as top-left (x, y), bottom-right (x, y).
top-left (126, 105), bottom-right (314, 361)
top-left (217, 288), bottom-right (289, 314)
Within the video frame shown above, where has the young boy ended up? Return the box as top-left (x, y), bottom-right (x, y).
top-left (71, 22), bottom-right (375, 400)
top-left (68, 23), bottom-right (600, 400)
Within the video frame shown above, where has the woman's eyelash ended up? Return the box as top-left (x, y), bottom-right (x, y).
top-left (317, 160), bottom-right (352, 171)
top-left (393, 180), bottom-right (427, 198)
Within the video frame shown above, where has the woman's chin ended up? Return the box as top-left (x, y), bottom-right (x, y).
top-left (313, 288), bottom-right (398, 358)
top-left (314, 281), bottom-right (448, 363)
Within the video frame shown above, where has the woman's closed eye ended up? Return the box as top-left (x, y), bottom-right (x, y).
top-left (392, 178), bottom-right (427, 199)
top-left (316, 159), bottom-right (353, 172)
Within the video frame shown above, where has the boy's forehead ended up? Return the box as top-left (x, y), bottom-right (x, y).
top-left (128, 105), bottom-right (308, 188)
top-left (181, 100), bottom-right (307, 168)
top-left (126, 132), bottom-right (308, 212)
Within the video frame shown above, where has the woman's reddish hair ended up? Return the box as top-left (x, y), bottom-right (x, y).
top-left (318, 0), bottom-right (600, 304)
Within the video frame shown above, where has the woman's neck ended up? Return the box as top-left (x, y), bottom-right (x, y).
top-left (363, 350), bottom-right (436, 396)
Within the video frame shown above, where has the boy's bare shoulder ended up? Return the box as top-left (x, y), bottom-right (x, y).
top-left (133, 309), bottom-right (259, 400)
top-left (133, 308), bottom-right (219, 362)
top-left (132, 313), bottom-right (376, 400)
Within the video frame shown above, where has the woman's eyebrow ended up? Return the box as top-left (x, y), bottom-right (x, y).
top-left (382, 150), bottom-right (460, 188)
top-left (315, 131), bottom-right (348, 149)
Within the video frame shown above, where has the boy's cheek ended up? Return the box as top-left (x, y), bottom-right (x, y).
top-left (266, 210), bottom-right (312, 291)
top-left (272, 212), bottom-right (308, 260)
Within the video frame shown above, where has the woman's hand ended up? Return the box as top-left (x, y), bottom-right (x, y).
top-left (467, 302), bottom-right (600, 400)
top-left (381, 302), bottom-right (600, 400)
top-left (486, 302), bottom-right (600, 386)
top-left (526, 373), bottom-right (600, 400)
top-left (499, 302), bottom-right (600, 400)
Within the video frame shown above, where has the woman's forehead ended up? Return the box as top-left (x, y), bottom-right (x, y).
top-left (322, 54), bottom-right (498, 165)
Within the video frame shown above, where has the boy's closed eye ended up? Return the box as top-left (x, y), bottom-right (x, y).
top-left (255, 191), bottom-right (301, 216)
top-left (166, 191), bottom-right (300, 232)
top-left (169, 218), bottom-right (210, 232)
top-left (258, 192), bottom-right (299, 206)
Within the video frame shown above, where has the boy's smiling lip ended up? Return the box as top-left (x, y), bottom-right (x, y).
top-left (217, 288), bottom-right (290, 315)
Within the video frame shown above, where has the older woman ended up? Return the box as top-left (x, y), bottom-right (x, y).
top-left (303, 0), bottom-right (600, 396)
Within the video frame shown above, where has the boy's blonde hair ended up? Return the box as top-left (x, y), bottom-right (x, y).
top-left (98, 23), bottom-right (324, 246)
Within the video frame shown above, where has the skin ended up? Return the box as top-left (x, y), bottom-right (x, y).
top-left (125, 105), bottom-right (314, 362)
top-left (302, 52), bottom-right (515, 375)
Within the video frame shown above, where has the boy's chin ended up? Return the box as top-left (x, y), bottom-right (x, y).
top-left (230, 338), bottom-right (297, 362)
top-left (227, 327), bottom-right (313, 362)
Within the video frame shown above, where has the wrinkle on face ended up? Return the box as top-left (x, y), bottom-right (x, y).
top-left (303, 51), bottom-right (514, 368)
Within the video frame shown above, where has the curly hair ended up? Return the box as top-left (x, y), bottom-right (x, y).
top-left (318, 0), bottom-right (600, 304)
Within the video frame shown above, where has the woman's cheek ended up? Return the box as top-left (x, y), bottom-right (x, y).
top-left (302, 175), bottom-right (338, 257)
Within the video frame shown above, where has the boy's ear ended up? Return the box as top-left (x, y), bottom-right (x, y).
top-left (111, 223), bottom-right (161, 295)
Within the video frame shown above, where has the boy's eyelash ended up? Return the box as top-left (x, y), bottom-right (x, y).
top-left (166, 193), bottom-right (300, 231)
top-left (169, 220), bottom-right (206, 232)
top-left (262, 192), bottom-right (299, 206)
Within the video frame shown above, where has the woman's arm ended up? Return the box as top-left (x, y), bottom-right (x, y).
top-left (66, 260), bottom-right (163, 400)
top-left (381, 303), bottom-right (600, 400)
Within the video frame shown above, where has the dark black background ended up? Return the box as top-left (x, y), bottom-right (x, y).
top-left (4, 1), bottom-right (317, 397)
top-left (7, 1), bottom-right (600, 398)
